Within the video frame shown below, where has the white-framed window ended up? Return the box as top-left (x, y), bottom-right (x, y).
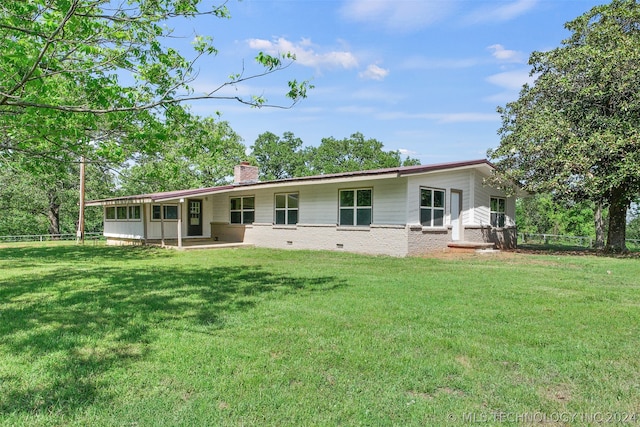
top-left (105, 206), bottom-right (116, 220)
top-left (129, 205), bottom-right (141, 220)
top-left (105, 205), bottom-right (142, 221)
top-left (275, 193), bottom-right (298, 225)
top-left (151, 205), bottom-right (178, 221)
top-left (230, 196), bottom-right (255, 224)
top-left (490, 197), bottom-right (506, 227)
top-left (339, 188), bottom-right (372, 226)
top-left (420, 188), bottom-right (445, 227)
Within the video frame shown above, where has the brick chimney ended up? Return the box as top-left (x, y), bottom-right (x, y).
top-left (234, 161), bottom-right (259, 184)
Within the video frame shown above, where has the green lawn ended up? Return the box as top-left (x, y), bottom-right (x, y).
top-left (1, 244), bottom-right (639, 426)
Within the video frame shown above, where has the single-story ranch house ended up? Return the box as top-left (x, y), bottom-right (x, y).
top-left (86, 159), bottom-right (517, 257)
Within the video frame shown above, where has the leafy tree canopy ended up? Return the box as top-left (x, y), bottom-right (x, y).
top-left (489, 0), bottom-right (640, 252)
top-left (516, 194), bottom-right (598, 237)
top-left (249, 131), bottom-right (421, 179)
top-left (120, 114), bottom-right (246, 194)
top-left (0, 0), bottom-right (310, 165)
top-left (308, 132), bottom-right (420, 175)
top-left (250, 131), bottom-right (307, 181)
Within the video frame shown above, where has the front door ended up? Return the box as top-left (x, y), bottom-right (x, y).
top-left (187, 199), bottom-right (203, 236)
top-left (451, 191), bottom-right (462, 241)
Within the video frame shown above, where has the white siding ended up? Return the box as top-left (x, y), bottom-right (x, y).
top-left (104, 220), bottom-right (144, 239)
top-left (474, 171), bottom-right (492, 226)
top-left (209, 178), bottom-right (407, 227)
top-left (406, 170), bottom-right (473, 226)
top-left (473, 171), bottom-right (515, 227)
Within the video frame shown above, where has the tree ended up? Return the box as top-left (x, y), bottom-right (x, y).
top-left (0, 158), bottom-right (114, 236)
top-left (0, 0), bottom-right (310, 165)
top-left (250, 131), bottom-right (307, 180)
top-left (516, 194), bottom-right (598, 238)
top-left (120, 114), bottom-right (246, 193)
top-left (489, 0), bottom-right (640, 252)
top-left (307, 132), bottom-right (420, 175)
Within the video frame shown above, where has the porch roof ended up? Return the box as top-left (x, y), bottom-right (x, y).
top-left (86, 159), bottom-right (494, 206)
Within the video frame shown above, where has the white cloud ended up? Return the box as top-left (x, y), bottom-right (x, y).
top-left (464, 0), bottom-right (539, 24)
top-left (485, 69), bottom-right (536, 104)
top-left (399, 148), bottom-right (418, 156)
top-left (487, 44), bottom-right (525, 63)
top-left (359, 64), bottom-right (389, 81)
top-left (247, 37), bottom-right (358, 70)
top-left (486, 69), bottom-right (534, 90)
top-left (340, 0), bottom-right (456, 32)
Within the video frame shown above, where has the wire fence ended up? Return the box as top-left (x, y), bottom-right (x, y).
top-left (0, 232), bottom-right (104, 244)
top-left (518, 233), bottom-right (640, 250)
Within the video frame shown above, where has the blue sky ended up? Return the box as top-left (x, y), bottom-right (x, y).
top-left (174, 0), bottom-right (604, 164)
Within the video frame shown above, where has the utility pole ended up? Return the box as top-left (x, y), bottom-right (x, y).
top-left (77, 156), bottom-right (85, 245)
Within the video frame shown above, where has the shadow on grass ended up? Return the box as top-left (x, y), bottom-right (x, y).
top-left (0, 246), bottom-right (347, 418)
top-left (0, 244), bottom-right (172, 269)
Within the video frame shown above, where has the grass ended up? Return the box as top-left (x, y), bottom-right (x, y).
top-left (1, 243), bottom-right (639, 426)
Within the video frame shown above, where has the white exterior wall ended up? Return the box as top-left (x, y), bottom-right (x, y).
top-left (210, 178), bottom-right (407, 227)
top-left (104, 218), bottom-right (145, 239)
top-left (146, 206), bottom-right (178, 239)
top-left (406, 170), bottom-right (472, 226)
top-left (472, 171), bottom-right (516, 227)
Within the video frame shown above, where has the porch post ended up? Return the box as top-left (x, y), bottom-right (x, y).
top-left (178, 199), bottom-right (184, 249)
top-left (160, 204), bottom-right (165, 247)
top-left (142, 204), bottom-right (148, 243)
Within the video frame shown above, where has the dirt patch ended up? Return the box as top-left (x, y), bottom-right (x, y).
top-left (420, 249), bottom-right (521, 261)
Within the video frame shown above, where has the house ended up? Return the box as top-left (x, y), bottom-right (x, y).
top-left (86, 159), bottom-right (517, 256)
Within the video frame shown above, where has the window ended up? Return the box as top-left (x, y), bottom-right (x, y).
top-left (230, 196), bottom-right (255, 224)
top-left (129, 205), bottom-right (141, 220)
top-left (163, 205), bottom-right (178, 220)
top-left (105, 206), bottom-right (116, 220)
top-left (151, 204), bottom-right (178, 221)
top-left (490, 197), bottom-right (506, 227)
top-left (339, 189), bottom-right (372, 226)
top-left (116, 206), bottom-right (128, 219)
top-left (105, 205), bottom-right (141, 221)
top-left (420, 188), bottom-right (445, 227)
top-left (275, 193), bottom-right (298, 225)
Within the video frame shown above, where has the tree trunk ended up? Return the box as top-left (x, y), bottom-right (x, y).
top-left (594, 201), bottom-right (605, 250)
top-left (47, 192), bottom-right (61, 239)
top-left (605, 187), bottom-right (628, 252)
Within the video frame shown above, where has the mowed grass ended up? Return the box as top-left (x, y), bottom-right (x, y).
top-left (0, 243), bottom-right (639, 426)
